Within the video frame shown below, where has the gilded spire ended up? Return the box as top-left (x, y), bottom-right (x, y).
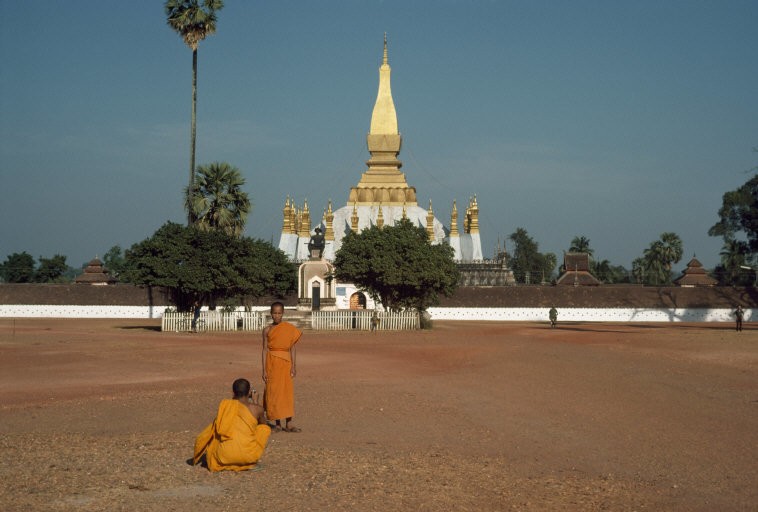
top-left (369, 33), bottom-right (398, 135)
top-left (324, 199), bottom-right (334, 241)
top-left (383, 32), bottom-right (388, 65)
top-left (469, 195), bottom-right (479, 234)
top-left (299, 200), bottom-right (311, 237)
top-left (402, 202), bottom-right (407, 219)
top-left (449, 200), bottom-right (459, 237)
top-left (426, 199), bottom-right (435, 241)
top-left (377, 204), bottom-right (384, 229)
top-left (351, 202), bottom-right (359, 232)
top-left (281, 196), bottom-right (291, 233)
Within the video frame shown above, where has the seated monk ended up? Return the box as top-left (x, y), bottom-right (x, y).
top-left (193, 378), bottom-right (271, 472)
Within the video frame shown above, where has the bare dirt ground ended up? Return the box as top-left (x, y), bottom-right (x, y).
top-left (0, 318), bottom-right (756, 511)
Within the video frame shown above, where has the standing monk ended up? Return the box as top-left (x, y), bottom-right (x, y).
top-left (262, 302), bottom-right (302, 432)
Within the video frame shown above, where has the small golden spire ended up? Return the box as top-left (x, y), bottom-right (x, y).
top-left (449, 200), bottom-right (459, 236)
top-left (469, 194), bottom-right (479, 234)
top-left (299, 200), bottom-right (311, 237)
top-left (402, 202), bottom-right (407, 219)
top-left (324, 199), bottom-right (334, 241)
top-left (281, 196), bottom-right (291, 233)
top-left (377, 204), bottom-right (384, 228)
top-left (351, 202), bottom-right (359, 232)
top-left (383, 32), bottom-right (388, 65)
top-left (426, 199), bottom-right (435, 241)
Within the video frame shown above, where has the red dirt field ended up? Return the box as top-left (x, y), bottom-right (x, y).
top-left (0, 318), bottom-right (756, 511)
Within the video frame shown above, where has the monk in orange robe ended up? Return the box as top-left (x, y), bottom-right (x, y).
top-left (193, 378), bottom-right (271, 472)
top-left (262, 301), bottom-right (302, 432)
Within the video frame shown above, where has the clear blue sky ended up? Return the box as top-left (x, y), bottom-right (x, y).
top-left (1, 0), bottom-right (756, 271)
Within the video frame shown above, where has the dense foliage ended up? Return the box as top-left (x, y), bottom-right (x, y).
top-left (632, 232), bottom-right (684, 285)
top-left (0, 252), bottom-right (71, 283)
top-left (185, 162), bottom-right (251, 236)
top-left (507, 228), bottom-right (557, 284)
top-left (122, 222), bottom-right (295, 311)
top-left (333, 218), bottom-right (459, 311)
top-left (708, 173), bottom-right (757, 284)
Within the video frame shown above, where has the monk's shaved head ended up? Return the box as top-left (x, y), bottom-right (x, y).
top-left (232, 378), bottom-right (251, 399)
top-left (270, 301), bottom-right (284, 312)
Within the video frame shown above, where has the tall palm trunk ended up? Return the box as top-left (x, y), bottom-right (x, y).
top-left (189, 48), bottom-right (198, 225)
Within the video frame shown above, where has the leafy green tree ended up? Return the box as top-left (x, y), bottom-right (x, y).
top-left (569, 235), bottom-right (594, 256)
top-left (0, 252), bottom-right (35, 283)
top-left (186, 162), bottom-right (251, 236)
top-left (35, 254), bottom-right (70, 283)
top-left (333, 218), bottom-right (459, 312)
top-left (708, 173), bottom-right (758, 259)
top-left (714, 239), bottom-right (751, 285)
top-left (165, 0), bottom-right (224, 224)
top-left (638, 232), bottom-right (684, 285)
top-left (103, 245), bottom-right (127, 279)
top-left (632, 257), bottom-right (646, 284)
top-left (507, 228), bottom-right (557, 284)
top-left (122, 222), bottom-right (295, 311)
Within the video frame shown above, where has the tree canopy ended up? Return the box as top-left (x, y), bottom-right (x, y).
top-left (333, 218), bottom-right (459, 311)
top-left (186, 162), bottom-right (251, 236)
top-left (635, 232), bottom-right (684, 285)
top-left (0, 252), bottom-right (35, 283)
top-left (507, 228), bottom-right (557, 284)
top-left (708, 174), bottom-right (758, 252)
top-left (0, 252), bottom-right (72, 283)
top-left (122, 222), bottom-right (295, 311)
top-left (708, 173), bottom-right (757, 284)
top-left (569, 235), bottom-right (594, 256)
top-left (35, 255), bottom-right (70, 283)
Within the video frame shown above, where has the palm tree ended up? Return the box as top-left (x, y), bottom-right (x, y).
top-left (642, 232), bottom-right (683, 285)
top-left (569, 236), bottom-right (594, 256)
top-left (165, 0), bottom-right (224, 225)
top-left (186, 162), bottom-right (251, 236)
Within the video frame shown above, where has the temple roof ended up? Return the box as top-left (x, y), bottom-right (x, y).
top-left (74, 257), bottom-right (116, 285)
top-left (673, 256), bottom-right (717, 287)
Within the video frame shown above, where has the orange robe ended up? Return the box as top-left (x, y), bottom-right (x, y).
top-left (193, 398), bottom-right (271, 472)
top-left (264, 321), bottom-right (302, 420)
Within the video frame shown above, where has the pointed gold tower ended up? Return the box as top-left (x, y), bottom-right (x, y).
top-left (426, 199), bottom-right (435, 241)
top-left (348, 34), bottom-right (417, 207)
top-left (450, 200), bottom-right (459, 236)
top-left (324, 200), bottom-right (334, 241)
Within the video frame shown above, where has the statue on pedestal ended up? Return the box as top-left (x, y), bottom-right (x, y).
top-left (308, 227), bottom-right (325, 260)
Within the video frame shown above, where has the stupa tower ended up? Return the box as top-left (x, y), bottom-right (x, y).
top-left (278, 35), bottom-right (483, 263)
top-left (348, 34), bottom-right (417, 207)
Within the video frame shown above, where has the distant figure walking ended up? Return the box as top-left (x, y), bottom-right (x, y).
top-left (548, 307), bottom-right (558, 328)
top-left (191, 300), bottom-right (201, 331)
top-left (370, 311), bottom-right (380, 332)
top-left (733, 305), bottom-right (744, 332)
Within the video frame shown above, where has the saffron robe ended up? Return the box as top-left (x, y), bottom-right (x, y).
top-left (193, 398), bottom-right (271, 472)
top-left (264, 321), bottom-right (302, 420)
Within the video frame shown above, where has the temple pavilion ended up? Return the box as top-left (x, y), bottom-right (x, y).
top-left (278, 36), bottom-right (483, 263)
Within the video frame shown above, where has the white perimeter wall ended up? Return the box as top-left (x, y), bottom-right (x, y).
top-left (428, 307), bottom-right (752, 323)
top-left (0, 305), bottom-right (752, 322)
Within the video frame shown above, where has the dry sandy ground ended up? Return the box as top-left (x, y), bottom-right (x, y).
top-left (0, 318), bottom-right (756, 511)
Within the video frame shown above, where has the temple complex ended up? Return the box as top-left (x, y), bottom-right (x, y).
top-left (278, 36), bottom-right (483, 263)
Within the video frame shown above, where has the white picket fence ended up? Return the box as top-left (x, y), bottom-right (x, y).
top-left (162, 311), bottom-right (266, 332)
top-left (311, 310), bottom-right (419, 331)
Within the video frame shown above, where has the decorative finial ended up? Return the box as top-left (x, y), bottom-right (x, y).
top-left (383, 33), bottom-right (388, 65)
